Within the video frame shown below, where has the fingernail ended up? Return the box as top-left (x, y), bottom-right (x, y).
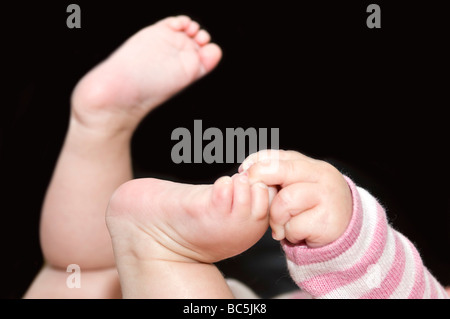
top-left (271, 227), bottom-right (284, 241)
top-left (241, 160), bottom-right (254, 172)
top-left (255, 182), bottom-right (268, 190)
top-left (272, 231), bottom-right (279, 241)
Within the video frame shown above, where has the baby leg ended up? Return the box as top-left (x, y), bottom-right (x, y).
top-left (25, 15), bottom-right (222, 298)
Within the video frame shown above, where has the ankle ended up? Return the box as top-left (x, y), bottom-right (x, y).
top-left (70, 74), bottom-right (141, 137)
top-left (67, 114), bottom-right (134, 144)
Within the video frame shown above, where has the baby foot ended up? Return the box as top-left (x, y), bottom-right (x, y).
top-left (71, 15), bottom-right (222, 134)
top-left (106, 174), bottom-right (272, 264)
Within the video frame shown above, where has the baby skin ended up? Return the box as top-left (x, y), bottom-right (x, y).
top-left (25, 16), bottom-right (223, 298)
top-left (71, 15), bottom-right (222, 134)
top-left (106, 174), bottom-right (275, 298)
top-left (105, 149), bottom-right (353, 298)
top-left (25, 12), bottom-right (448, 299)
top-left (106, 149), bottom-right (450, 299)
top-left (240, 150), bottom-right (353, 247)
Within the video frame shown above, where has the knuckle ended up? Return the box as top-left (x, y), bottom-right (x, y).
top-left (284, 219), bottom-right (304, 244)
top-left (276, 189), bottom-right (293, 208)
top-left (318, 160), bottom-right (340, 178)
top-left (286, 160), bottom-right (297, 174)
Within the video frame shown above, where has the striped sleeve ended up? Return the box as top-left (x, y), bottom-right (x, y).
top-left (281, 177), bottom-right (448, 299)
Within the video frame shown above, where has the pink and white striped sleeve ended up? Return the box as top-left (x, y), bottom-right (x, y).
top-left (282, 177), bottom-right (448, 299)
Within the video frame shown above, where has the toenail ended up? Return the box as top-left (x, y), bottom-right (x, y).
top-left (255, 182), bottom-right (268, 190)
top-left (220, 176), bottom-right (232, 184)
top-left (239, 174), bottom-right (249, 184)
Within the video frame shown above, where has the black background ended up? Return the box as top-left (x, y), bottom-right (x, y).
top-left (1, 1), bottom-right (448, 298)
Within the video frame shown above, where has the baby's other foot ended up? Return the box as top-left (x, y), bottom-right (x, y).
top-left (106, 174), bottom-right (271, 264)
top-left (71, 15), bottom-right (222, 134)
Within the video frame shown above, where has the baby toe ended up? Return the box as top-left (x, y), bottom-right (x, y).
top-left (211, 176), bottom-right (233, 214)
top-left (231, 173), bottom-right (252, 217)
top-left (250, 182), bottom-right (270, 221)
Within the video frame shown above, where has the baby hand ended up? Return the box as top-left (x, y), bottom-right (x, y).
top-left (240, 150), bottom-right (353, 248)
